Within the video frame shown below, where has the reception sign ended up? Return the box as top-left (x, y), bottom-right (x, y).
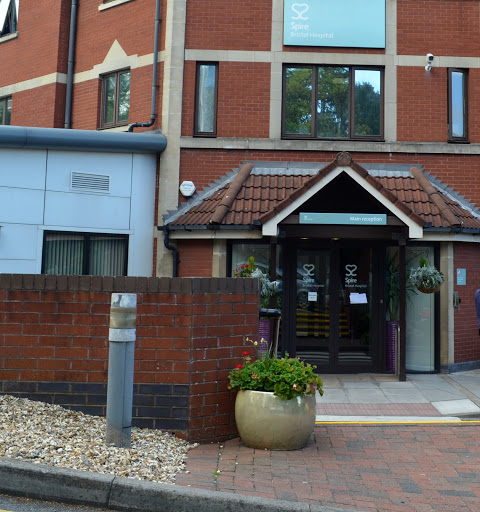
top-left (284, 0), bottom-right (385, 48)
top-left (300, 213), bottom-right (387, 225)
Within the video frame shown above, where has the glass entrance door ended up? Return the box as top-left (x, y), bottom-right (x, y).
top-left (295, 245), bottom-right (375, 372)
top-left (295, 249), bottom-right (330, 366)
top-left (338, 247), bottom-right (373, 369)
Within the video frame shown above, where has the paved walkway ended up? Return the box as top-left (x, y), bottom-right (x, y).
top-left (176, 371), bottom-right (480, 512)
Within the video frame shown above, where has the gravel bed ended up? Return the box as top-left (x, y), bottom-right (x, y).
top-left (0, 394), bottom-right (197, 484)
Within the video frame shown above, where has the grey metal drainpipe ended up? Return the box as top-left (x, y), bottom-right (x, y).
top-left (159, 226), bottom-right (178, 277)
top-left (64, 0), bottom-right (78, 129)
top-left (128, 0), bottom-right (161, 132)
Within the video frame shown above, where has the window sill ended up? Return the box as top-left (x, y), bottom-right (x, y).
top-left (281, 137), bottom-right (385, 143)
top-left (97, 125), bottom-right (130, 132)
top-left (98, 0), bottom-right (134, 11)
top-left (0, 31), bottom-right (18, 44)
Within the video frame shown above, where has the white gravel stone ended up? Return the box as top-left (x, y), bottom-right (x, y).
top-left (0, 394), bottom-right (197, 484)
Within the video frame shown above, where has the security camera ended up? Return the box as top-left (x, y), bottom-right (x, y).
top-left (425, 53), bottom-right (434, 71)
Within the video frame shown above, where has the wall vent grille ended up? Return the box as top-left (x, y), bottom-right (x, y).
top-left (71, 172), bottom-right (110, 193)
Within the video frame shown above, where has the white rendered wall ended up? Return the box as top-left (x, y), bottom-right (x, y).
top-left (0, 148), bottom-right (156, 276)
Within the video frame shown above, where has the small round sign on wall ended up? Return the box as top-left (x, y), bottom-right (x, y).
top-left (179, 180), bottom-right (196, 197)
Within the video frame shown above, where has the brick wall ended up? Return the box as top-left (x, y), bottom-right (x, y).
top-left (397, 67), bottom-right (447, 142)
top-left (176, 240), bottom-right (214, 277)
top-left (185, 0), bottom-right (272, 51)
top-left (397, 0), bottom-right (480, 56)
top-left (12, 85), bottom-right (65, 128)
top-left (179, 149), bottom-right (480, 208)
top-left (0, 274), bottom-right (260, 443)
top-left (454, 243), bottom-right (480, 365)
top-left (182, 61), bottom-right (271, 138)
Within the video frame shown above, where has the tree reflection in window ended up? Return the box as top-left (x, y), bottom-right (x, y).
top-left (101, 70), bottom-right (130, 128)
top-left (283, 65), bottom-right (383, 140)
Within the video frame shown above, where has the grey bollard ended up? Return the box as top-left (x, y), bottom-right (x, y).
top-left (106, 293), bottom-right (137, 448)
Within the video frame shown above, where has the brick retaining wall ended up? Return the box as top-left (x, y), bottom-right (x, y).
top-left (0, 275), bottom-right (260, 443)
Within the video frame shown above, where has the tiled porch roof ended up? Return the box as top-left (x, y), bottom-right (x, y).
top-left (164, 153), bottom-right (480, 232)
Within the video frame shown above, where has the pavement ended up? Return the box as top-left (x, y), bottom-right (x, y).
top-left (2, 371), bottom-right (480, 512)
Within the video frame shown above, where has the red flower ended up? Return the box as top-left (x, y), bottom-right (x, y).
top-left (242, 351), bottom-right (249, 356)
top-left (236, 364), bottom-right (244, 369)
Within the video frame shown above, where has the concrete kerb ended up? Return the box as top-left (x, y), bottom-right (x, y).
top-left (0, 458), bottom-right (360, 512)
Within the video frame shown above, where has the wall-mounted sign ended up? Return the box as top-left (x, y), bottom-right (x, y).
top-left (300, 213), bottom-right (387, 225)
top-left (457, 268), bottom-right (466, 286)
top-left (283, 0), bottom-right (386, 48)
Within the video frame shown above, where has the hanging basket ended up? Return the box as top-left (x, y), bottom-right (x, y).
top-left (416, 284), bottom-right (441, 294)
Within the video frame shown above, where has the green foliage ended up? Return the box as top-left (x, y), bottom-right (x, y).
top-left (233, 257), bottom-right (278, 309)
top-left (284, 66), bottom-right (381, 138)
top-left (285, 67), bottom-right (313, 135)
top-left (317, 66), bottom-right (349, 138)
top-left (228, 346), bottom-right (324, 401)
top-left (354, 81), bottom-right (380, 136)
top-left (385, 248), bottom-right (417, 321)
top-left (232, 256), bottom-right (256, 278)
top-left (409, 256), bottom-right (444, 291)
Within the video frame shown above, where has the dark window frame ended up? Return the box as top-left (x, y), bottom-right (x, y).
top-left (42, 231), bottom-right (129, 276)
top-left (281, 64), bottom-right (384, 141)
top-left (100, 69), bottom-right (130, 129)
top-left (0, 96), bottom-right (12, 125)
top-left (448, 68), bottom-right (468, 143)
top-left (194, 62), bottom-right (219, 137)
top-left (0, 0), bottom-right (17, 37)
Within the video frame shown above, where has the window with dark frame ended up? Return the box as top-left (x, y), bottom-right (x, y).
top-left (194, 62), bottom-right (218, 137)
top-left (448, 68), bottom-right (468, 142)
top-left (42, 232), bottom-right (128, 276)
top-left (282, 65), bottom-right (384, 140)
top-left (100, 69), bottom-right (130, 129)
top-left (0, 96), bottom-right (11, 125)
top-left (0, 0), bottom-right (18, 37)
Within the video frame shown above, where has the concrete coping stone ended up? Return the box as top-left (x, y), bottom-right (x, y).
top-left (0, 274), bottom-right (258, 294)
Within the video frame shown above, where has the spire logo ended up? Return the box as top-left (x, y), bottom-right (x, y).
top-left (291, 3), bottom-right (309, 20)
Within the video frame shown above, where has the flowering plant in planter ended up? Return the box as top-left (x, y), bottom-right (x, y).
top-left (232, 256), bottom-right (256, 278)
top-left (409, 255), bottom-right (444, 294)
top-left (233, 256), bottom-right (278, 308)
top-left (228, 339), bottom-right (323, 400)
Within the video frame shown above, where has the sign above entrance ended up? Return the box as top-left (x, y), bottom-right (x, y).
top-left (300, 213), bottom-right (387, 225)
top-left (283, 0), bottom-right (386, 48)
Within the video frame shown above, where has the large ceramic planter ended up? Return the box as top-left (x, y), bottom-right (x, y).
top-left (234, 390), bottom-right (316, 450)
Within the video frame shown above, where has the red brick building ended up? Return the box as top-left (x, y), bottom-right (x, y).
top-left (2, 0), bottom-right (480, 376)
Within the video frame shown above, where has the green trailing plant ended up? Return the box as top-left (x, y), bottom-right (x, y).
top-left (228, 338), bottom-right (323, 401)
top-left (409, 255), bottom-right (444, 293)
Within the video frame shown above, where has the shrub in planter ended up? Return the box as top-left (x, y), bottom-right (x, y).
top-left (228, 340), bottom-right (323, 450)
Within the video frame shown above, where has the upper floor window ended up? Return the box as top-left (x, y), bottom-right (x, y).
top-left (0, 0), bottom-right (18, 37)
top-left (100, 69), bottom-right (130, 129)
top-left (0, 96), bottom-right (11, 124)
top-left (99, 0), bottom-right (134, 11)
top-left (448, 68), bottom-right (468, 142)
top-left (282, 65), bottom-right (384, 140)
top-left (42, 231), bottom-right (128, 276)
top-left (194, 62), bottom-right (218, 137)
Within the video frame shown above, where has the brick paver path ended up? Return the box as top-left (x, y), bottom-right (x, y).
top-left (176, 423), bottom-right (480, 511)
